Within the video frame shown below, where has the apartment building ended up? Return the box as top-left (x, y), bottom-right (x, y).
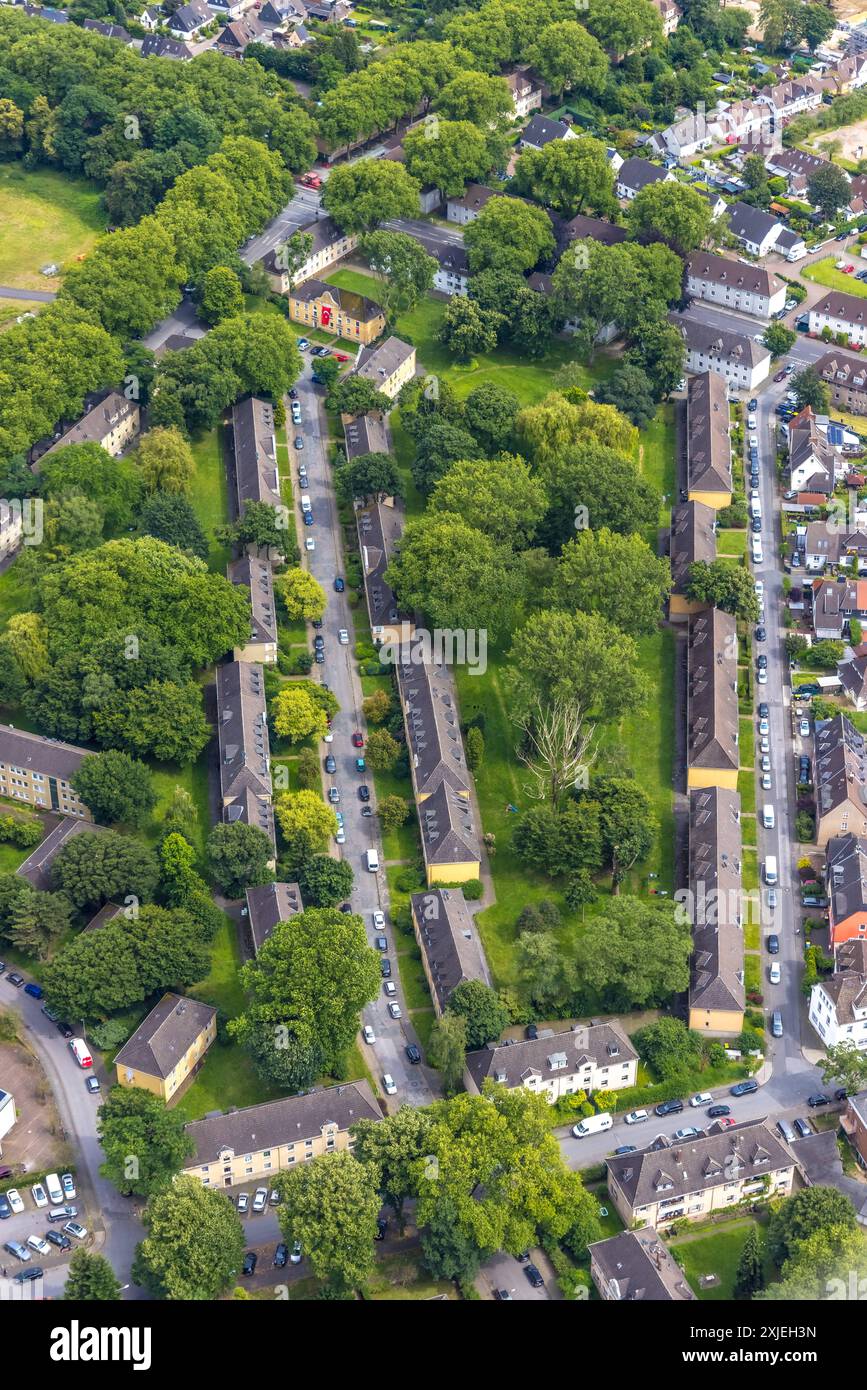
top-left (815, 715), bottom-right (867, 848)
top-left (114, 994), bottom-right (217, 1104)
top-left (343, 411), bottom-right (389, 463)
top-left (287, 280), bottom-right (386, 345)
top-left (669, 500), bottom-right (717, 620)
top-left (231, 396), bottom-right (282, 515)
top-left (672, 313), bottom-right (772, 392)
top-left (505, 69), bottom-right (543, 119)
top-left (17, 818), bottom-right (102, 892)
top-left (590, 1230), bottom-right (696, 1302)
top-left (758, 72), bottom-right (825, 121)
top-left (0, 725), bottom-right (91, 819)
top-left (809, 938), bottom-right (867, 1047)
top-left (355, 497), bottom-right (406, 647)
top-left (815, 350), bottom-right (867, 417)
top-left (824, 834), bottom-right (867, 950)
top-left (687, 785), bottom-right (745, 1036)
top-left (607, 1121), bottom-right (796, 1228)
top-left (410, 887), bottom-right (490, 1015)
top-left (244, 881), bottom-right (304, 956)
top-left (810, 290), bottom-right (867, 348)
top-left (685, 251), bottom-right (786, 319)
top-left (40, 391), bottom-right (140, 463)
top-left (216, 661), bottom-right (275, 857)
top-left (263, 217), bottom-right (359, 291)
top-left (183, 1082), bottom-right (380, 1188)
top-left (353, 336), bottom-right (416, 400)
top-left (686, 608), bottom-right (739, 791)
top-left (446, 184), bottom-right (499, 226)
top-left (227, 556), bottom-right (278, 665)
top-left (558, 214), bottom-right (627, 249)
top-left (466, 1021), bottom-right (638, 1102)
top-left (686, 371), bottom-right (733, 508)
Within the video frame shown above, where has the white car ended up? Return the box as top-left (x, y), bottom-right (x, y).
top-left (690, 1092), bottom-right (713, 1108)
top-left (291, 401), bottom-right (302, 424)
top-left (27, 1235), bottom-right (50, 1256)
top-left (61, 1173), bottom-right (76, 1200)
top-left (236, 1192), bottom-right (249, 1214)
top-left (755, 580), bottom-right (764, 597)
top-left (624, 1109), bottom-right (648, 1125)
top-left (769, 963), bottom-right (781, 985)
top-left (757, 668), bottom-right (768, 684)
top-left (749, 434), bottom-right (758, 447)
top-left (382, 1074), bottom-right (397, 1095)
top-left (748, 415), bottom-right (757, 430)
top-left (323, 731), bottom-right (334, 743)
top-left (372, 911), bottom-right (385, 930)
top-left (759, 718), bottom-right (769, 736)
top-left (761, 755), bottom-right (771, 772)
top-left (750, 487), bottom-right (759, 500)
top-left (336, 829), bottom-right (346, 844)
top-left (799, 718), bottom-right (811, 737)
top-left (761, 772), bottom-right (772, 790)
top-left (362, 1024), bottom-right (376, 1045)
top-left (383, 981), bottom-right (397, 996)
top-left (338, 629), bottom-right (349, 645)
top-left (30, 1184), bottom-right (48, 1209)
top-left (760, 737), bottom-right (770, 754)
top-left (252, 1187), bottom-right (268, 1213)
top-left (388, 1002), bottom-right (402, 1019)
top-left (6, 1189), bottom-right (24, 1214)
top-left (305, 537), bottom-right (315, 552)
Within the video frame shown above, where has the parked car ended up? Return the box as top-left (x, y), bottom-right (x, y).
top-left (352, 731), bottom-right (364, 747)
top-left (707, 1104), bottom-right (730, 1118)
top-left (673, 1127), bottom-right (702, 1141)
top-left (382, 1073), bottom-right (397, 1095)
top-left (794, 1117), bottom-right (812, 1138)
top-left (358, 784), bottom-right (370, 802)
top-left (338, 629), bottom-right (349, 645)
top-left (759, 718), bottom-right (769, 736)
top-left (380, 958), bottom-right (392, 978)
top-left (6, 973), bottom-right (24, 987)
top-left (328, 786), bottom-right (340, 804)
top-left (690, 1092), bottom-right (712, 1108)
top-left (85, 1075), bottom-right (100, 1094)
top-left (3, 1240), bottom-right (30, 1262)
top-left (30, 1184), bottom-right (47, 1209)
top-left (524, 1264), bottom-right (544, 1289)
top-left (799, 718), bottom-right (811, 737)
top-left (730, 1080), bottom-right (759, 1097)
top-left (6, 1189), bottom-right (23, 1215)
top-left (769, 962), bottom-right (781, 985)
top-left (405, 1044), bottom-right (422, 1064)
top-left (324, 754), bottom-right (336, 774)
top-left (808, 1093), bottom-right (829, 1107)
top-left (62, 1222), bottom-right (87, 1240)
top-left (274, 1243), bottom-right (288, 1268)
top-left (0, 1193), bottom-right (10, 1220)
top-left (388, 1002), bottom-right (402, 1019)
top-left (655, 1099), bottom-right (684, 1116)
top-left (236, 1192), bottom-right (249, 1214)
top-left (242, 1252), bottom-right (257, 1277)
top-left (614, 1144), bottom-right (637, 1155)
top-left (27, 1235), bottom-right (50, 1256)
top-left (624, 1109), bottom-right (649, 1125)
top-left (290, 1240), bottom-right (302, 1264)
top-left (45, 1229), bottom-right (71, 1251)
top-left (60, 1174), bottom-right (75, 1199)
top-left (252, 1187), bottom-right (268, 1213)
top-left (362, 1024), bottom-right (376, 1045)
top-left (334, 576), bottom-right (345, 592)
top-left (767, 934), bottom-right (780, 954)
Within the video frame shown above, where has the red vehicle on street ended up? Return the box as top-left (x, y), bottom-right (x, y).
top-left (352, 731), bottom-right (364, 748)
top-left (299, 172), bottom-right (322, 189)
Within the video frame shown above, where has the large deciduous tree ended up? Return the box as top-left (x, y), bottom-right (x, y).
top-left (134, 1176), bottom-right (246, 1301)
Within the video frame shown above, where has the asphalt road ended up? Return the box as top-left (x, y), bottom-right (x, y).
top-left (0, 286), bottom-right (57, 303)
top-left (293, 358), bottom-right (437, 1109)
top-left (0, 980), bottom-right (145, 1299)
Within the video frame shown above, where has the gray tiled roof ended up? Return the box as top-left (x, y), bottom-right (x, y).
top-left (687, 608), bottom-right (739, 773)
top-left (114, 993), bottom-right (216, 1081)
top-left (17, 820), bottom-right (105, 893)
top-left (686, 250), bottom-right (783, 299)
top-left (216, 661), bottom-right (271, 803)
top-left (410, 887), bottom-right (490, 1011)
top-left (40, 392), bottom-right (138, 460)
top-left (617, 156), bottom-right (669, 192)
top-left (811, 289), bottom-right (867, 328)
top-left (0, 724), bottom-right (91, 785)
top-left (727, 200), bottom-right (784, 245)
top-left (521, 114), bottom-right (572, 147)
top-left (590, 1230), bottom-right (697, 1301)
top-left (826, 832), bottom-right (867, 923)
top-left (183, 1081), bottom-right (381, 1164)
top-left (343, 412), bottom-right (389, 460)
top-left (355, 335), bottom-right (415, 387)
top-left (674, 314), bottom-right (770, 372)
top-left (688, 785), bottom-right (745, 1014)
top-left (670, 500), bottom-right (717, 598)
top-left (232, 396), bottom-right (281, 513)
top-left (607, 1119), bottom-right (794, 1211)
top-left (244, 881), bottom-right (303, 955)
top-left (356, 499), bottom-right (403, 631)
top-left (467, 1020), bottom-right (637, 1092)
top-left (560, 214), bottom-right (627, 247)
top-left (816, 716), bottom-right (867, 822)
top-left (417, 778), bottom-right (481, 869)
top-left (228, 556), bottom-right (278, 647)
top-left (686, 371), bottom-right (732, 495)
top-left (396, 658), bottom-right (471, 799)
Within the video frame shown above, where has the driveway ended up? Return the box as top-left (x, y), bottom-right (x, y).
top-left (293, 358), bottom-right (438, 1109)
top-left (480, 1249), bottom-right (557, 1301)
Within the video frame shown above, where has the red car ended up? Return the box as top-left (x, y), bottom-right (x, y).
top-left (334, 353), bottom-right (349, 362)
top-left (714, 1117), bottom-right (736, 1128)
top-left (844, 264), bottom-right (856, 273)
top-left (352, 731), bottom-right (364, 748)
top-left (773, 369), bottom-right (787, 382)
top-left (299, 172), bottom-right (321, 189)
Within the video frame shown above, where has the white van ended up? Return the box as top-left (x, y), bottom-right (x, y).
top-left (752, 538), bottom-right (764, 564)
top-left (300, 494), bottom-right (312, 513)
top-left (750, 497), bottom-right (762, 520)
top-left (571, 1112), bottom-right (613, 1138)
top-left (764, 855), bottom-right (778, 886)
top-left (69, 1038), bottom-right (92, 1069)
top-left (44, 1172), bottom-right (64, 1205)
top-left (366, 848), bottom-right (379, 873)
top-left (762, 804), bottom-right (775, 829)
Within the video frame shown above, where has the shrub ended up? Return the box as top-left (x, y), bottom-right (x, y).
top-left (395, 866), bottom-right (425, 893)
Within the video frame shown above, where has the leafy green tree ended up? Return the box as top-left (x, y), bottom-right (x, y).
top-left (273, 789), bottom-right (338, 858)
top-left (337, 452), bottom-right (403, 504)
top-left (134, 1176), bottom-right (245, 1301)
top-left (6, 888), bottom-right (72, 960)
top-left (352, 1105), bottom-right (433, 1223)
top-left (820, 1040), bottom-right (867, 1095)
top-left (764, 322), bottom-right (797, 358)
top-left (767, 1186), bottom-right (857, 1268)
top-left (386, 512), bottom-right (525, 642)
top-left (326, 375), bottom-right (391, 418)
top-left (273, 568), bottom-right (326, 622)
top-left (365, 728), bottom-right (400, 772)
top-left (550, 530), bottom-right (671, 637)
top-left (448, 980), bottom-right (510, 1050)
top-left (199, 265), bottom-right (244, 325)
top-left (632, 1017), bottom-right (701, 1081)
top-left (508, 609), bottom-right (649, 722)
top-left (51, 830), bottom-right (159, 910)
top-left (411, 419), bottom-right (482, 495)
top-left (61, 218), bottom-right (185, 338)
top-left (791, 365), bottom-right (829, 413)
top-left (41, 443), bottom-right (143, 534)
top-left (98, 1086), bottom-right (194, 1197)
top-left (207, 822), bottom-right (274, 899)
top-left (322, 158), bottom-right (420, 232)
top-left (465, 197), bottom-right (556, 275)
top-left (575, 898), bottom-right (692, 1008)
top-left (138, 492), bottom-right (209, 561)
top-left (63, 1250), bottom-right (121, 1301)
top-left (135, 428), bottom-right (196, 496)
top-left (404, 120), bottom-right (495, 199)
top-left (297, 855), bottom-right (354, 909)
top-left (466, 725), bottom-right (484, 771)
top-left (627, 180), bottom-right (713, 253)
top-left (92, 681), bottom-right (212, 766)
top-left (434, 71), bottom-right (513, 126)
top-left (462, 383), bottom-right (521, 455)
top-left (231, 907), bottom-right (380, 1077)
top-left (437, 296), bottom-right (501, 361)
top-left (72, 751), bottom-right (156, 828)
top-left (359, 230), bottom-right (437, 316)
top-left (807, 163), bottom-right (852, 218)
top-left (217, 502), bottom-right (294, 561)
top-left (594, 365), bottom-right (659, 427)
top-left (271, 686), bottom-right (328, 744)
top-left (626, 318), bottom-right (686, 398)
top-left (734, 1228), bottom-right (765, 1299)
top-left (516, 392), bottom-right (638, 466)
top-left (428, 1010), bottom-right (468, 1094)
top-left (686, 560), bottom-right (760, 622)
top-left (379, 796), bottom-right (410, 833)
top-left (276, 1151), bottom-right (380, 1293)
top-left (528, 21), bottom-right (608, 97)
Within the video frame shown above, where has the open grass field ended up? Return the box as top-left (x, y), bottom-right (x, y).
top-left (802, 255), bottom-right (867, 298)
top-left (0, 165), bottom-right (104, 292)
top-left (188, 426), bottom-right (231, 572)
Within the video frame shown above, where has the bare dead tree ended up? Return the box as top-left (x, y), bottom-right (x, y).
top-left (517, 696), bottom-right (596, 808)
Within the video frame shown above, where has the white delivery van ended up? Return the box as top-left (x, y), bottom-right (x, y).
top-left (762, 804), bottom-right (775, 829)
top-left (571, 1112), bottom-right (613, 1138)
top-left (366, 848), bottom-right (379, 873)
top-left (750, 497), bottom-right (762, 520)
top-left (752, 538), bottom-right (764, 564)
top-left (764, 855), bottom-right (778, 886)
top-left (44, 1172), bottom-right (64, 1205)
top-left (69, 1037), bottom-right (92, 1069)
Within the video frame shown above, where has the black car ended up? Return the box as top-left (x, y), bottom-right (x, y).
top-left (45, 1229), bottom-right (71, 1251)
top-left (6, 972), bottom-right (24, 987)
top-left (751, 517), bottom-right (762, 533)
top-left (808, 1093), bottom-right (829, 1107)
top-left (311, 619), bottom-right (322, 630)
top-left (526, 1022), bottom-right (538, 1040)
top-left (242, 1252), bottom-right (257, 1276)
top-left (758, 702), bottom-right (769, 718)
top-left (13, 1267), bottom-right (42, 1284)
top-left (523, 1264), bottom-right (544, 1289)
top-left (516, 1251), bottom-right (530, 1264)
top-left (334, 577), bottom-right (345, 593)
top-left (313, 635), bottom-right (325, 649)
top-left (730, 1079), bottom-right (759, 1097)
top-left (614, 1144), bottom-right (636, 1155)
top-left (289, 388), bottom-right (297, 399)
top-left (835, 1088), bottom-right (848, 1101)
top-left (374, 935), bottom-right (387, 952)
top-left (755, 626), bottom-right (766, 642)
top-left (794, 1117), bottom-right (812, 1138)
top-left (324, 755), bottom-right (336, 774)
top-left (314, 650), bottom-right (324, 664)
top-left (799, 756), bottom-right (812, 783)
top-left (767, 933), bottom-right (780, 954)
top-left (405, 1044), bottom-right (421, 1064)
top-left (273, 1243), bottom-right (288, 1268)
top-left (56, 1020), bottom-right (74, 1039)
top-left (380, 958), bottom-right (391, 978)
top-left (360, 806), bottom-right (373, 817)
top-left (358, 784), bottom-right (370, 802)
top-left (707, 1104), bottom-right (731, 1118)
top-left (757, 655), bottom-right (768, 670)
top-left (748, 399), bottom-right (757, 412)
top-left (655, 1099), bottom-right (684, 1116)
top-left (375, 1217), bottom-right (388, 1241)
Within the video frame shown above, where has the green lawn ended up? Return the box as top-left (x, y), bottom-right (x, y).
top-left (146, 755), bottom-right (211, 862)
top-left (718, 530), bottom-right (747, 558)
top-left (0, 164), bottom-right (104, 292)
top-left (738, 769), bottom-right (756, 815)
top-left (671, 1219), bottom-right (773, 1300)
top-left (802, 255), bottom-right (867, 298)
top-left (188, 427), bottom-right (231, 572)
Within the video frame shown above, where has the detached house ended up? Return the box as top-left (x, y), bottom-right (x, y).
top-left (669, 499), bottom-right (717, 620)
top-left (727, 201), bottom-right (805, 261)
top-left (141, 34), bottom-right (194, 58)
top-left (840, 654), bottom-right (867, 710)
top-left (788, 408), bottom-right (836, 495)
top-left (803, 521), bottom-right (867, 572)
top-left (519, 115), bottom-right (578, 151)
top-left (651, 0), bottom-right (681, 36)
top-left (615, 157), bottom-right (674, 201)
top-left (815, 715), bottom-right (867, 848)
top-left (606, 1121), bottom-right (796, 1228)
top-left (216, 15), bottom-right (267, 52)
top-left (353, 336), bottom-right (416, 400)
top-left (686, 371), bottom-right (733, 508)
top-left (824, 836), bottom-right (867, 951)
top-left (168, 0), bottom-right (213, 37)
top-left (686, 608), bottom-right (739, 791)
top-left (446, 183), bottom-right (499, 226)
top-left (810, 290), bottom-right (867, 347)
top-left (216, 661), bottom-right (275, 859)
top-left (809, 936), bottom-right (867, 1048)
top-left (466, 1021), bottom-right (638, 1102)
top-left (114, 994), bottom-right (217, 1104)
top-left (505, 70), bottom-right (543, 119)
top-left (685, 250), bottom-right (786, 320)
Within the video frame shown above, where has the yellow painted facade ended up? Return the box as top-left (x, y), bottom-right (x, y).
top-left (688, 1005), bottom-right (745, 1035)
top-left (115, 1014), bottom-right (217, 1105)
top-left (687, 487), bottom-right (732, 509)
top-left (687, 767), bottom-right (739, 792)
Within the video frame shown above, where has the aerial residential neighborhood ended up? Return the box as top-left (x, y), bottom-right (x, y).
top-left (3, 0), bottom-right (867, 1344)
